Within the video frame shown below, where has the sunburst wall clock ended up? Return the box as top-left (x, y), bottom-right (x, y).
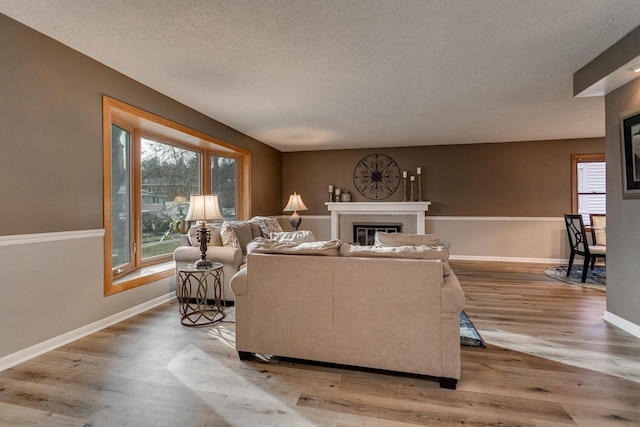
top-left (353, 154), bottom-right (401, 200)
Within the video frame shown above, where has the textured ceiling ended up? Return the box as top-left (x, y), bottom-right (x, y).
top-left (2, 0), bottom-right (640, 152)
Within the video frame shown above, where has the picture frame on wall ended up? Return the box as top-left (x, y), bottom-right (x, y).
top-left (621, 110), bottom-right (640, 199)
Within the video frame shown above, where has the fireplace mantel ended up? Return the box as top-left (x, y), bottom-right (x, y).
top-left (325, 201), bottom-right (432, 240)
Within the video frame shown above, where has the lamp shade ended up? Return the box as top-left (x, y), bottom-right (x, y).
top-left (283, 193), bottom-right (308, 212)
top-left (185, 194), bottom-right (223, 221)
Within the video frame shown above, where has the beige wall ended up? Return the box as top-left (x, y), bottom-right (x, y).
top-left (0, 14), bottom-right (281, 360)
top-left (283, 138), bottom-right (604, 216)
top-left (604, 77), bottom-right (640, 327)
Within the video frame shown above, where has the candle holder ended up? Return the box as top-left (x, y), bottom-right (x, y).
top-left (410, 179), bottom-right (415, 202)
top-left (328, 191), bottom-right (334, 202)
top-left (417, 175), bottom-right (424, 201)
top-left (402, 177), bottom-right (408, 202)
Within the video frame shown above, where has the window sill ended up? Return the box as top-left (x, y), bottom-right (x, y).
top-left (107, 261), bottom-right (175, 296)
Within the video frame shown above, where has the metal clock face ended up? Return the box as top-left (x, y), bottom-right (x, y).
top-left (353, 154), bottom-right (400, 200)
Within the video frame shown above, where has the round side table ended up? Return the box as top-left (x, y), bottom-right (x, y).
top-left (177, 263), bottom-right (225, 326)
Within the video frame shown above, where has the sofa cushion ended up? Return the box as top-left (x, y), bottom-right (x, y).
top-left (269, 230), bottom-right (316, 243)
top-left (340, 243), bottom-right (450, 276)
top-left (375, 232), bottom-right (441, 247)
top-left (220, 221), bottom-right (254, 254)
top-left (251, 216), bottom-right (283, 236)
top-left (247, 237), bottom-right (341, 256)
top-left (188, 223), bottom-right (223, 247)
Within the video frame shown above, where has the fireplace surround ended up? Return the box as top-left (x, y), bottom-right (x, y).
top-left (326, 201), bottom-right (431, 243)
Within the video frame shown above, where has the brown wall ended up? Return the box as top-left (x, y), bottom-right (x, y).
top-left (283, 138), bottom-right (604, 216)
top-left (0, 13), bottom-right (282, 236)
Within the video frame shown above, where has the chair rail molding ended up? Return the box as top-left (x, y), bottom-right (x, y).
top-left (0, 229), bottom-right (105, 247)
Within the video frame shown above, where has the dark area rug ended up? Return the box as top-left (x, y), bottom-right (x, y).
top-left (543, 266), bottom-right (606, 292)
top-left (221, 307), bottom-right (486, 348)
top-left (460, 310), bottom-right (485, 347)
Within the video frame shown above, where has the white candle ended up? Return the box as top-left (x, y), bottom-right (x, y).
top-left (417, 167), bottom-right (422, 175)
top-left (410, 176), bottom-right (415, 181)
top-left (402, 171), bottom-right (407, 178)
top-left (329, 185), bottom-right (334, 192)
top-left (335, 188), bottom-right (341, 195)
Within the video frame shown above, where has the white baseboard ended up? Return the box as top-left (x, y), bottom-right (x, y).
top-left (450, 254), bottom-right (567, 264)
top-left (0, 292), bottom-right (176, 372)
top-left (603, 311), bottom-right (640, 339)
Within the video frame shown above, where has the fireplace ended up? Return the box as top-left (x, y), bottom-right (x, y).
top-left (353, 224), bottom-right (401, 246)
top-left (326, 201), bottom-right (431, 242)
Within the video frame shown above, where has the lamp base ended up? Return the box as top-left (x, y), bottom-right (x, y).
top-left (193, 258), bottom-right (214, 269)
top-left (194, 221), bottom-right (213, 269)
top-left (289, 211), bottom-right (302, 231)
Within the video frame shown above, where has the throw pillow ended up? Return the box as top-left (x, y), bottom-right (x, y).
top-left (375, 232), bottom-right (441, 247)
top-left (251, 216), bottom-right (283, 237)
top-left (247, 220), bottom-right (263, 239)
top-left (220, 222), bottom-right (254, 254)
top-left (247, 238), bottom-right (341, 256)
top-left (269, 230), bottom-right (316, 243)
top-left (339, 243), bottom-right (450, 276)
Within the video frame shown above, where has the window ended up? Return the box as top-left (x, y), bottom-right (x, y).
top-left (140, 137), bottom-right (201, 260)
top-left (211, 156), bottom-right (237, 221)
top-left (103, 96), bottom-right (250, 295)
top-left (571, 154), bottom-right (605, 227)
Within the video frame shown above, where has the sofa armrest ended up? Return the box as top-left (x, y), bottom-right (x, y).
top-left (230, 268), bottom-right (248, 297)
top-left (441, 270), bottom-right (465, 313)
top-left (174, 245), bottom-right (243, 269)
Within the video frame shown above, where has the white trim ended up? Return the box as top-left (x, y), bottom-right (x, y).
top-left (427, 216), bottom-right (564, 221)
top-left (603, 311), bottom-right (640, 339)
top-left (0, 292), bottom-right (175, 372)
top-left (280, 215), bottom-right (564, 222)
top-left (325, 201), bottom-right (431, 238)
top-left (0, 229), bottom-right (105, 247)
top-left (450, 254), bottom-right (567, 264)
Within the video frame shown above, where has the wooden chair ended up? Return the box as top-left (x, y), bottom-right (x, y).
top-left (564, 214), bottom-right (606, 283)
top-left (589, 214), bottom-right (606, 246)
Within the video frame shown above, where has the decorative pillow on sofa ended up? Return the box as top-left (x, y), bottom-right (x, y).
top-left (251, 216), bottom-right (283, 237)
top-left (220, 221), bottom-right (254, 254)
top-left (340, 243), bottom-right (451, 276)
top-left (188, 223), bottom-right (223, 247)
top-left (375, 232), bottom-right (441, 247)
top-left (247, 238), bottom-right (341, 256)
top-left (269, 230), bottom-right (316, 243)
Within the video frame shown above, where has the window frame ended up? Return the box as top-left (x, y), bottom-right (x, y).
top-left (571, 153), bottom-right (605, 229)
top-left (102, 96), bottom-right (251, 296)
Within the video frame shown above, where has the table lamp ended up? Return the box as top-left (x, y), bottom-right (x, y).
top-left (185, 194), bottom-right (223, 268)
top-left (283, 192), bottom-right (308, 231)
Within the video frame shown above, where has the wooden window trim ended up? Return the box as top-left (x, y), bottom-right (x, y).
top-left (570, 153), bottom-right (605, 229)
top-left (102, 96), bottom-right (251, 296)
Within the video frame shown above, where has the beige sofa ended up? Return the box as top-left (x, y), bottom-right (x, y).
top-left (230, 245), bottom-right (465, 389)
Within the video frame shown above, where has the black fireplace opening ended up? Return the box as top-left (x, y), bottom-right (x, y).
top-left (353, 224), bottom-right (402, 246)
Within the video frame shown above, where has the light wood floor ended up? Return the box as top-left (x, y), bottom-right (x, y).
top-left (1, 261), bottom-right (639, 426)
